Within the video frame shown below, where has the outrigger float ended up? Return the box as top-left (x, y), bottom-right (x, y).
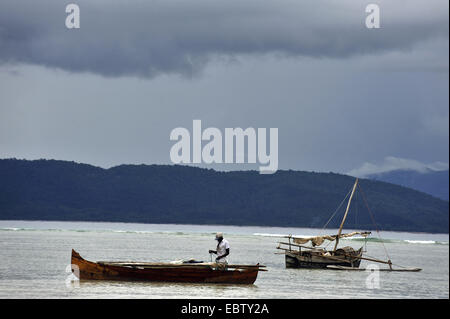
top-left (277, 178), bottom-right (422, 272)
top-left (71, 249), bottom-right (266, 284)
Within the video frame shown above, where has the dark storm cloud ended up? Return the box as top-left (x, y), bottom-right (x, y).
top-left (0, 0), bottom-right (448, 78)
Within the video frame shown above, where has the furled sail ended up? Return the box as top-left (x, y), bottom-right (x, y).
top-left (292, 231), bottom-right (371, 247)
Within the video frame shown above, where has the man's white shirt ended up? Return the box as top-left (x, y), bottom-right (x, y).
top-left (216, 239), bottom-right (230, 263)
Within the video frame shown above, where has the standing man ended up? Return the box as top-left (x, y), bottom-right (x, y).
top-left (209, 232), bottom-right (230, 264)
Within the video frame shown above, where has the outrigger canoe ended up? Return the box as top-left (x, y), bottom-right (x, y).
top-left (71, 249), bottom-right (266, 284)
top-left (276, 179), bottom-right (421, 272)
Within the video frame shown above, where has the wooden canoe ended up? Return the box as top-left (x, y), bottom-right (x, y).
top-left (70, 249), bottom-right (265, 284)
top-left (283, 247), bottom-right (363, 269)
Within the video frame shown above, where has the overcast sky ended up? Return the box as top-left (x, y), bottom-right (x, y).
top-left (0, 0), bottom-right (448, 175)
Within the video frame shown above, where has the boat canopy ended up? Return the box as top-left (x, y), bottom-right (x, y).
top-left (291, 231), bottom-right (371, 247)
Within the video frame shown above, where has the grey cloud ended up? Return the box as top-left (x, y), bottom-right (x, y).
top-left (0, 0), bottom-right (448, 78)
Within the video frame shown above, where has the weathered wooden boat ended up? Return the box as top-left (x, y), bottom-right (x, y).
top-left (71, 249), bottom-right (266, 284)
top-left (277, 179), bottom-right (370, 269)
top-left (277, 178), bottom-right (421, 272)
top-left (282, 243), bottom-right (365, 269)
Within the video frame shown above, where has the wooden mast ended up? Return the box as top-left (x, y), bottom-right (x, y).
top-left (333, 178), bottom-right (359, 252)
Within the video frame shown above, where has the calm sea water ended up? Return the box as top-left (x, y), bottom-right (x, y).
top-left (0, 220), bottom-right (448, 299)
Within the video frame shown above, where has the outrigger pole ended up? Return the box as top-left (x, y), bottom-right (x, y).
top-left (333, 178), bottom-right (359, 252)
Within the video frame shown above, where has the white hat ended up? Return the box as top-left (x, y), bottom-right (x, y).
top-left (215, 232), bottom-right (223, 239)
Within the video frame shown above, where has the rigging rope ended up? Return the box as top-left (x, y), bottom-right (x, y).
top-left (357, 183), bottom-right (391, 262)
top-left (321, 187), bottom-right (353, 232)
top-left (320, 187), bottom-right (353, 249)
top-left (355, 190), bottom-right (358, 227)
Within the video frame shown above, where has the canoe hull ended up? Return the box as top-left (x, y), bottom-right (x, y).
top-left (71, 249), bottom-right (259, 284)
top-left (285, 247), bottom-right (363, 269)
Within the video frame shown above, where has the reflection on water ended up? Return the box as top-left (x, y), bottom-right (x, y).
top-left (63, 278), bottom-right (261, 299)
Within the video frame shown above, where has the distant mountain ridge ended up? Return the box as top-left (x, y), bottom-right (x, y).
top-left (0, 159), bottom-right (448, 233)
top-left (366, 169), bottom-right (449, 201)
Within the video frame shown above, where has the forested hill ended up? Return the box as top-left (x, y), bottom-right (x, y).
top-left (0, 159), bottom-right (448, 233)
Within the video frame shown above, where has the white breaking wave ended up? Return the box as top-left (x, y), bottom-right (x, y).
top-left (253, 233), bottom-right (288, 238)
top-left (253, 232), bottom-right (448, 245)
top-left (404, 240), bottom-right (437, 244)
top-left (1, 227), bottom-right (448, 245)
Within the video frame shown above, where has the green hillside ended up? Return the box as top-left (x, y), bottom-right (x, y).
top-left (0, 159), bottom-right (448, 233)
